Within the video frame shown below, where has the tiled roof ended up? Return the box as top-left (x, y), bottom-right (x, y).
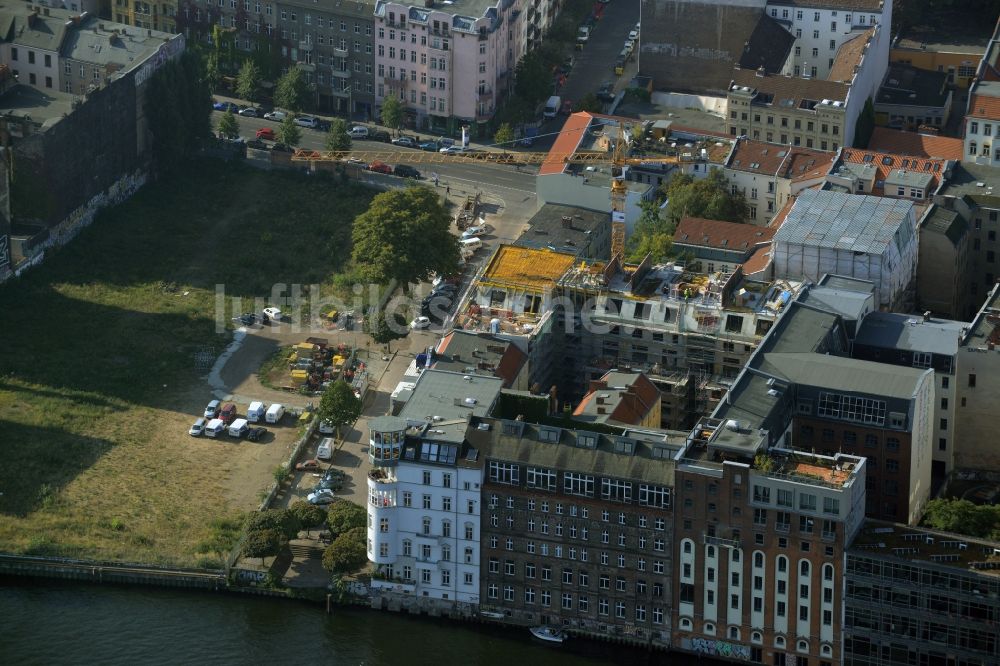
top-left (828, 27), bottom-right (875, 84)
top-left (741, 245), bottom-right (773, 276)
top-left (539, 112), bottom-right (591, 176)
top-left (868, 127), bottom-right (964, 161)
top-left (674, 217), bottom-right (776, 251)
top-left (731, 68), bottom-right (849, 106)
top-left (968, 83), bottom-right (1000, 120)
top-left (839, 147), bottom-right (948, 195)
top-left (767, 0), bottom-right (883, 8)
top-left (573, 371), bottom-right (660, 426)
top-left (726, 139), bottom-right (834, 180)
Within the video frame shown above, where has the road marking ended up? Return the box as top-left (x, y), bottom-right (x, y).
top-left (444, 174), bottom-right (536, 196)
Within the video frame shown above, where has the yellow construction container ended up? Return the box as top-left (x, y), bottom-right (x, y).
top-left (290, 369), bottom-right (309, 382)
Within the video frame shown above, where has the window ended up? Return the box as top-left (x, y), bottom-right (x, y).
top-left (526, 467), bottom-right (556, 491)
top-left (402, 492), bottom-right (412, 507)
top-left (601, 478), bottom-right (632, 502)
top-left (489, 461), bottom-right (519, 485)
top-left (423, 495), bottom-right (431, 510)
top-left (564, 472), bottom-right (595, 497)
top-left (422, 471), bottom-right (431, 485)
top-left (969, 374), bottom-right (977, 388)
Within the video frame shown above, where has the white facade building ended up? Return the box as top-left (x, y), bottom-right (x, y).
top-left (772, 189), bottom-right (918, 310)
top-left (366, 371), bottom-right (503, 612)
top-left (963, 80), bottom-right (1000, 166)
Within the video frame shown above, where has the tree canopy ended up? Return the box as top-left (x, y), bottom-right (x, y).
top-left (853, 97), bottom-right (876, 149)
top-left (242, 527), bottom-right (284, 565)
top-left (317, 380), bottom-right (362, 439)
top-left (145, 51), bottom-right (212, 171)
top-left (514, 52), bottom-right (550, 107)
top-left (493, 123), bottom-right (515, 150)
top-left (288, 500), bottom-right (327, 531)
top-left (922, 498), bottom-right (1000, 540)
top-left (322, 526), bottom-right (367, 573)
top-left (627, 199), bottom-right (674, 263)
top-left (326, 501), bottom-right (366, 538)
top-left (351, 186), bottom-right (460, 287)
top-left (365, 309), bottom-right (407, 347)
top-left (380, 95), bottom-right (404, 134)
top-left (275, 66), bottom-right (310, 113)
top-left (235, 60), bottom-right (261, 103)
top-left (278, 116), bottom-right (302, 147)
top-left (326, 118), bottom-right (352, 151)
top-left (246, 508), bottom-right (301, 540)
top-left (217, 109), bottom-right (240, 138)
top-left (662, 170), bottom-right (747, 227)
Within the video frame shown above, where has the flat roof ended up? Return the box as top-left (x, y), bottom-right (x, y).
top-left (876, 64), bottom-right (950, 108)
top-left (775, 189), bottom-right (914, 254)
top-left (479, 245), bottom-right (577, 292)
top-left (796, 285), bottom-right (873, 322)
top-left (433, 330), bottom-right (526, 386)
top-left (514, 203), bottom-right (609, 257)
top-left (851, 520), bottom-right (1000, 577)
top-left (397, 369), bottom-right (503, 443)
top-left (894, 20), bottom-right (993, 55)
top-left (0, 83), bottom-right (76, 127)
top-left (962, 285), bottom-right (1000, 349)
top-left (763, 352), bottom-right (929, 399)
top-left (854, 311), bottom-right (965, 356)
top-left (937, 162), bottom-right (1000, 206)
top-left (63, 19), bottom-right (176, 70)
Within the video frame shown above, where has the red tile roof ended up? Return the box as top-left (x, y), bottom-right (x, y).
top-left (731, 68), bottom-right (849, 106)
top-left (539, 112), bottom-right (593, 176)
top-left (675, 217), bottom-right (776, 252)
top-left (727, 139), bottom-right (834, 180)
top-left (573, 371), bottom-right (660, 426)
top-left (741, 245), bottom-right (773, 276)
top-left (839, 148), bottom-right (948, 195)
top-left (868, 127), bottom-right (964, 161)
top-left (968, 92), bottom-right (1000, 121)
top-left (828, 27), bottom-right (876, 84)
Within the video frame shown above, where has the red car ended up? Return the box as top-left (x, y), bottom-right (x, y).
top-left (255, 127), bottom-right (275, 141)
top-left (219, 403), bottom-right (237, 425)
top-left (295, 459), bottom-right (323, 472)
top-left (368, 161), bottom-right (393, 175)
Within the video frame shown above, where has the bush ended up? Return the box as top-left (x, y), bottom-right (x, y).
top-left (322, 526), bottom-right (367, 573)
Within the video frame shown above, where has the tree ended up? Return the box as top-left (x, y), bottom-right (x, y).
top-left (326, 118), bottom-right (352, 152)
top-left (574, 93), bottom-right (602, 113)
top-left (322, 526), bottom-right (367, 573)
top-left (493, 123), bottom-right (515, 151)
top-left (235, 59), bottom-right (261, 103)
top-left (352, 186), bottom-right (461, 287)
top-left (217, 109), bottom-right (240, 138)
top-left (380, 95), bottom-right (404, 135)
top-left (278, 115), bottom-right (302, 147)
top-left (317, 380), bottom-right (362, 442)
top-left (275, 66), bottom-right (310, 113)
top-left (514, 51), bottom-right (550, 106)
top-left (288, 500), bottom-right (327, 533)
top-left (326, 501), bottom-right (366, 538)
top-left (204, 52), bottom-right (220, 93)
top-left (145, 51), bottom-right (213, 172)
top-left (922, 498), bottom-right (999, 538)
top-left (662, 170), bottom-right (748, 227)
top-left (853, 97), bottom-right (876, 148)
top-left (246, 508), bottom-right (301, 540)
top-left (364, 309), bottom-right (407, 349)
top-left (242, 527), bottom-right (284, 566)
top-left (626, 199), bottom-right (674, 262)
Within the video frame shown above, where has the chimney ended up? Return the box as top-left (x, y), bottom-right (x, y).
top-left (756, 65), bottom-right (765, 78)
top-left (923, 311), bottom-right (931, 322)
top-left (596, 396), bottom-right (605, 405)
top-left (561, 215), bottom-right (573, 229)
top-left (597, 406), bottom-right (606, 414)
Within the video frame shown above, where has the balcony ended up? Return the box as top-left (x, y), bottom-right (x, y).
top-left (330, 87), bottom-right (351, 98)
top-left (298, 40), bottom-right (313, 52)
top-left (775, 523), bottom-right (791, 534)
top-left (297, 62), bottom-right (315, 73)
top-left (369, 468), bottom-right (397, 484)
top-left (331, 68), bottom-right (351, 79)
top-left (704, 534), bottom-right (741, 549)
top-left (332, 46), bottom-right (349, 57)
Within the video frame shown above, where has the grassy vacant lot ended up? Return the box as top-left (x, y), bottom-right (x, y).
top-left (0, 159), bottom-right (375, 565)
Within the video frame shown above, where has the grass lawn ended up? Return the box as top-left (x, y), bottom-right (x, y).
top-left (0, 159), bottom-right (376, 565)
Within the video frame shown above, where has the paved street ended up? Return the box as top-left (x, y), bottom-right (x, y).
top-left (559, 0), bottom-right (641, 106)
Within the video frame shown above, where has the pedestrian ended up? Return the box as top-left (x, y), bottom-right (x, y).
top-left (433, 173), bottom-right (439, 187)
top-left (446, 185), bottom-right (451, 195)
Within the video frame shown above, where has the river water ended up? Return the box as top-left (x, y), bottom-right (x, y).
top-left (0, 578), bottom-right (726, 665)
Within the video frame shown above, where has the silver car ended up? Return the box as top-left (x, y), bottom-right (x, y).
top-left (189, 418), bottom-right (206, 436)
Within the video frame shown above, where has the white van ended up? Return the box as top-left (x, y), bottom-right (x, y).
top-left (265, 403), bottom-right (285, 424)
top-left (459, 237), bottom-right (483, 253)
top-left (247, 401), bottom-right (266, 423)
top-left (543, 95), bottom-right (561, 119)
top-left (205, 418), bottom-right (227, 438)
top-left (229, 418), bottom-right (249, 438)
top-left (317, 437), bottom-right (334, 461)
top-left (319, 419), bottom-right (336, 435)
top-left (349, 126), bottom-right (369, 139)
top-left (294, 115), bottom-right (319, 129)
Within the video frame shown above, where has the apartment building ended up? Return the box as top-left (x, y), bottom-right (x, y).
top-left (572, 370), bottom-right (661, 429)
top-left (915, 205), bottom-right (973, 321)
top-left (513, 203), bottom-right (611, 261)
top-left (772, 189), bottom-right (919, 311)
top-left (891, 20), bottom-right (992, 89)
top-left (845, 521), bottom-right (1000, 666)
top-left (934, 162), bottom-right (1000, 304)
top-left (825, 147), bottom-right (952, 202)
top-left (366, 370), bottom-right (503, 614)
top-left (372, 0), bottom-right (523, 134)
top-left (867, 126), bottom-right (964, 161)
top-left (964, 80), bottom-right (1000, 166)
top-left (721, 139), bottom-right (834, 225)
top-left (954, 284), bottom-right (1000, 472)
top-left (472, 416), bottom-right (684, 648)
top-left (432, 329), bottom-right (529, 390)
top-left (672, 217), bottom-right (777, 274)
top-left (874, 63), bottom-right (953, 132)
top-left (113, 0), bottom-right (177, 33)
top-left (766, 0), bottom-right (890, 83)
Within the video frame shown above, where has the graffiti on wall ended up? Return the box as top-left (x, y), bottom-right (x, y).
top-left (690, 637), bottom-right (752, 661)
top-left (133, 35), bottom-right (186, 88)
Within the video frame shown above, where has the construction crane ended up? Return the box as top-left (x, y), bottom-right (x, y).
top-left (291, 123), bottom-right (681, 260)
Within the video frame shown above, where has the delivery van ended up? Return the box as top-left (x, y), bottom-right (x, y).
top-left (543, 95), bottom-right (561, 119)
top-left (247, 401), bottom-right (266, 423)
top-left (459, 237), bottom-right (483, 253)
top-left (317, 437), bottom-right (334, 461)
top-left (205, 418), bottom-right (227, 438)
top-left (228, 418), bottom-right (249, 438)
top-left (266, 403), bottom-right (285, 424)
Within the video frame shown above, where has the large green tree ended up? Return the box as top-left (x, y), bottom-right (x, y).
top-left (327, 501), bottom-right (366, 538)
top-left (275, 66), bottom-right (310, 113)
top-left (322, 526), bottom-right (367, 573)
top-left (627, 199), bottom-right (674, 262)
top-left (326, 118), bottom-right (352, 151)
top-left (278, 115), bottom-right (302, 147)
top-left (514, 51), bottom-right (550, 106)
top-left (217, 109), bottom-right (240, 138)
top-left (235, 59), bottom-right (261, 103)
top-left (662, 170), bottom-right (748, 226)
top-left (242, 527), bottom-right (284, 566)
top-left (145, 51), bottom-right (213, 172)
top-left (853, 97), bottom-right (876, 148)
top-left (380, 95), bottom-right (404, 135)
top-left (494, 123), bottom-right (515, 151)
top-left (288, 500), bottom-right (327, 533)
top-left (246, 508), bottom-right (301, 540)
top-left (317, 380), bottom-right (362, 442)
top-left (352, 187), bottom-right (460, 287)
top-left (922, 498), bottom-right (1000, 539)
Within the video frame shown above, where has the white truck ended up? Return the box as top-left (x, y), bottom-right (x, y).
top-left (577, 26), bottom-right (590, 44)
top-left (543, 95), bottom-right (561, 119)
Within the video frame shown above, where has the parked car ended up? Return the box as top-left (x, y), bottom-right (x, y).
top-left (263, 110), bottom-right (287, 121)
top-left (410, 316), bottom-right (431, 330)
top-left (431, 284), bottom-right (459, 297)
top-left (234, 312), bottom-right (260, 327)
top-left (368, 161), bottom-right (393, 175)
top-left (462, 224), bottom-right (487, 238)
top-left (262, 306), bottom-right (283, 322)
top-left (219, 403), bottom-right (237, 425)
top-left (597, 81), bottom-right (616, 102)
top-left (419, 141), bottom-right (439, 151)
top-left (213, 101), bottom-right (239, 112)
top-left (255, 127), bottom-right (275, 141)
top-left (560, 100), bottom-right (573, 115)
top-left (270, 143), bottom-right (292, 153)
top-left (628, 29), bottom-right (639, 40)
top-left (348, 126), bottom-right (370, 139)
top-left (204, 399), bottom-right (221, 419)
top-left (294, 115), bottom-right (319, 129)
top-left (295, 458), bottom-right (323, 472)
top-left (319, 419), bottom-right (335, 435)
top-left (370, 130), bottom-right (391, 143)
top-left (440, 145), bottom-right (469, 155)
top-left (393, 164), bottom-right (421, 179)
top-left (439, 137), bottom-right (455, 148)
top-left (317, 437), bottom-right (334, 461)
top-left (316, 119), bottom-right (331, 132)
top-left (307, 489), bottom-right (339, 505)
top-left (228, 418), bottom-right (249, 438)
top-left (315, 469), bottom-right (345, 491)
top-left (189, 418), bottom-right (206, 437)
top-left (247, 426), bottom-right (268, 442)
top-left (391, 136), bottom-right (416, 147)
top-left (246, 139), bottom-right (268, 150)
top-left (238, 107), bottom-right (260, 117)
